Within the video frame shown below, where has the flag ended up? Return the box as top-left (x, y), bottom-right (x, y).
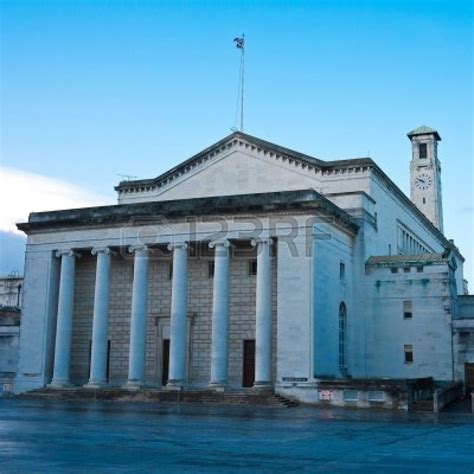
top-left (234, 36), bottom-right (244, 49)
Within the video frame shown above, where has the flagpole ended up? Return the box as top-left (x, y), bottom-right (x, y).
top-left (233, 34), bottom-right (245, 132)
top-left (240, 34), bottom-right (245, 132)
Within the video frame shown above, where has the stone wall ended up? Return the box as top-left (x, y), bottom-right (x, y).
top-left (364, 261), bottom-right (455, 381)
top-left (0, 309), bottom-right (21, 393)
top-left (453, 295), bottom-right (474, 383)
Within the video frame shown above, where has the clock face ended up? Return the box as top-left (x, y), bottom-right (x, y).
top-left (415, 173), bottom-right (432, 190)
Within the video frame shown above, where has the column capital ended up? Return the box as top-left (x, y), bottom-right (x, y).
top-left (167, 241), bottom-right (188, 251)
top-left (55, 249), bottom-right (81, 258)
top-left (91, 247), bottom-right (117, 256)
top-left (128, 245), bottom-right (150, 254)
top-left (250, 237), bottom-right (273, 248)
top-left (209, 239), bottom-right (233, 249)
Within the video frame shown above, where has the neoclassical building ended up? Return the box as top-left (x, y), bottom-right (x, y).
top-left (13, 127), bottom-right (471, 404)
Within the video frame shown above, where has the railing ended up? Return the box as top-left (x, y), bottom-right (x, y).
top-left (407, 377), bottom-right (434, 409)
top-left (433, 382), bottom-right (463, 413)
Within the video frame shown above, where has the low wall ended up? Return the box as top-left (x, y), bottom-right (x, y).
top-left (0, 308), bottom-right (21, 395)
top-left (276, 378), bottom-right (434, 410)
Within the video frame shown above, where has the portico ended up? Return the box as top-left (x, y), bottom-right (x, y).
top-left (48, 237), bottom-right (277, 391)
top-left (16, 185), bottom-right (360, 396)
top-left (14, 186), bottom-right (360, 397)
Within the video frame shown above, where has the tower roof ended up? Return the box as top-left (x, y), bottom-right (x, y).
top-left (407, 125), bottom-right (441, 141)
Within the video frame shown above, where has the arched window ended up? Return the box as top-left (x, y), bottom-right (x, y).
top-left (339, 302), bottom-right (347, 376)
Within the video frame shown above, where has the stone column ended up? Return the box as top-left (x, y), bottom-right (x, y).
top-left (166, 242), bottom-right (188, 389)
top-left (86, 247), bottom-right (114, 388)
top-left (50, 250), bottom-right (79, 387)
top-left (209, 240), bottom-right (231, 390)
top-left (252, 238), bottom-right (273, 388)
top-left (126, 246), bottom-right (150, 389)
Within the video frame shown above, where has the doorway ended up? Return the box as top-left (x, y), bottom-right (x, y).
top-left (242, 339), bottom-right (255, 388)
top-left (161, 339), bottom-right (170, 386)
top-left (465, 363), bottom-right (474, 395)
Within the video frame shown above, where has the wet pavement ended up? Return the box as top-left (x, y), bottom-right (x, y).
top-left (0, 399), bottom-right (473, 473)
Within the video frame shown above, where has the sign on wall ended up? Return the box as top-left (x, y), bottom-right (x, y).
top-left (318, 390), bottom-right (333, 401)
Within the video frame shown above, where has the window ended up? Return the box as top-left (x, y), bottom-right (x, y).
top-left (17, 283), bottom-right (22, 307)
top-left (339, 302), bottom-right (347, 375)
top-left (391, 268), bottom-right (398, 274)
top-left (419, 143), bottom-right (427, 159)
top-left (422, 197), bottom-right (426, 204)
top-left (339, 262), bottom-right (346, 280)
top-left (403, 267), bottom-right (410, 273)
top-left (343, 390), bottom-right (358, 402)
top-left (249, 260), bottom-right (257, 276)
top-left (417, 266), bottom-right (424, 273)
top-left (404, 344), bottom-right (413, 363)
top-left (368, 391), bottom-right (385, 402)
top-left (208, 261), bottom-right (215, 278)
top-left (403, 300), bottom-right (412, 319)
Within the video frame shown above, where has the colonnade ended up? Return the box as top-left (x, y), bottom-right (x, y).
top-left (49, 239), bottom-right (273, 390)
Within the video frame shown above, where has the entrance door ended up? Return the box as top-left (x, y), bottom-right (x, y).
top-left (161, 339), bottom-right (170, 386)
top-left (465, 363), bottom-right (474, 395)
top-left (242, 339), bottom-right (255, 387)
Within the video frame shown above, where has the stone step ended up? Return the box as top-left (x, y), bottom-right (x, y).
top-left (411, 399), bottom-right (434, 412)
top-left (20, 387), bottom-right (298, 408)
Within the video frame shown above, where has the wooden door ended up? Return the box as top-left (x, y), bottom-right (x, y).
top-left (465, 363), bottom-right (474, 395)
top-left (242, 339), bottom-right (255, 388)
top-left (161, 339), bottom-right (170, 386)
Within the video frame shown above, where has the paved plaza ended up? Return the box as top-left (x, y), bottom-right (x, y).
top-left (0, 399), bottom-right (473, 473)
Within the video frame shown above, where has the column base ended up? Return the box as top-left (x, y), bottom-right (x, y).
top-left (123, 380), bottom-right (144, 390)
top-left (83, 381), bottom-right (106, 389)
top-left (253, 381), bottom-right (273, 391)
top-left (165, 380), bottom-right (184, 391)
top-left (208, 381), bottom-right (227, 392)
top-left (47, 380), bottom-right (73, 389)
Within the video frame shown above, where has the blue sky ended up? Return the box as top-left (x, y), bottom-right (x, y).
top-left (1, 0), bottom-right (473, 284)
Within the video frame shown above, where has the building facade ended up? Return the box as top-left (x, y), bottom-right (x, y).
top-left (0, 275), bottom-right (22, 394)
top-left (13, 127), bottom-right (470, 404)
top-left (0, 275), bottom-right (23, 309)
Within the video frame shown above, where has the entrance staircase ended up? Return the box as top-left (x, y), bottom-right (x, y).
top-left (410, 398), bottom-right (434, 412)
top-left (410, 381), bottom-right (465, 412)
top-left (20, 387), bottom-right (298, 408)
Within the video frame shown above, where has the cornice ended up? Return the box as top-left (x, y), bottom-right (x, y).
top-left (17, 189), bottom-right (359, 235)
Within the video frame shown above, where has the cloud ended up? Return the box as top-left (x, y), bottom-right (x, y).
top-left (0, 231), bottom-right (26, 276)
top-left (0, 166), bottom-right (112, 234)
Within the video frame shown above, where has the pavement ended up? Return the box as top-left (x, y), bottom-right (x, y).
top-left (0, 399), bottom-right (473, 473)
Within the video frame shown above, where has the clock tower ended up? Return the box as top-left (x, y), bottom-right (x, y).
top-left (408, 125), bottom-right (444, 233)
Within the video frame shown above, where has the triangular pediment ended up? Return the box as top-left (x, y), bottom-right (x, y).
top-left (116, 132), bottom-right (373, 203)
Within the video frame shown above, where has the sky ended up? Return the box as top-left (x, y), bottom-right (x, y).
top-left (1, 0), bottom-right (473, 285)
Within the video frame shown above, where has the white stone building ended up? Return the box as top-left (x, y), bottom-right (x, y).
top-left (13, 127), bottom-right (471, 405)
top-left (0, 275), bottom-right (23, 309)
